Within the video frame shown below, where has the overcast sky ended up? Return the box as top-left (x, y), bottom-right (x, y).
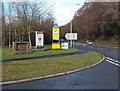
top-left (2, 0), bottom-right (118, 26)
top-left (2, 0), bottom-right (85, 26)
top-left (50, 0), bottom-right (85, 26)
top-left (48, 0), bottom-right (119, 26)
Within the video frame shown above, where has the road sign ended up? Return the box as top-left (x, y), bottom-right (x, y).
top-left (61, 42), bottom-right (68, 49)
top-left (52, 24), bottom-right (60, 49)
top-left (52, 28), bottom-right (60, 40)
top-left (36, 31), bottom-right (44, 49)
top-left (65, 33), bottom-right (77, 40)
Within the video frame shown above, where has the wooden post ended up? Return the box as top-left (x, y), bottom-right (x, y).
top-left (12, 42), bottom-right (17, 53)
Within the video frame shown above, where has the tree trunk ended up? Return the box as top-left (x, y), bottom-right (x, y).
top-left (85, 30), bottom-right (89, 39)
top-left (28, 31), bottom-right (32, 49)
top-left (15, 29), bottom-right (17, 42)
top-left (22, 32), bottom-right (24, 42)
top-left (9, 24), bottom-right (11, 47)
top-left (19, 35), bottom-right (21, 42)
top-left (2, 32), bottom-right (5, 47)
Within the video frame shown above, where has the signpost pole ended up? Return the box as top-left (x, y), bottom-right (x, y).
top-left (73, 40), bottom-right (74, 48)
top-left (70, 21), bottom-right (72, 47)
top-left (70, 4), bottom-right (80, 48)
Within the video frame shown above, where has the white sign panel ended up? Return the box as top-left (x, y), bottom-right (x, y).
top-left (36, 31), bottom-right (44, 49)
top-left (61, 42), bottom-right (68, 49)
top-left (65, 33), bottom-right (77, 40)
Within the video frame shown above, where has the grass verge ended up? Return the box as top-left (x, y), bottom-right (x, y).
top-left (2, 45), bottom-right (79, 60)
top-left (2, 52), bottom-right (102, 82)
top-left (94, 40), bottom-right (119, 47)
top-left (78, 37), bottom-right (119, 47)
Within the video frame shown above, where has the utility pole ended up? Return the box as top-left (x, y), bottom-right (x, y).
top-left (70, 20), bottom-right (72, 47)
top-left (70, 4), bottom-right (80, 48)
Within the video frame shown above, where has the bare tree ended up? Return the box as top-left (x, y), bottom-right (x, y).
top-left (61, 2), bottom-right (119, 42)
top-left (1, 2), bottom-right (5, 47)
top-left (8, 1), bottom-right (54, 48)
top-left (2, 1), bottom-right (55, 47)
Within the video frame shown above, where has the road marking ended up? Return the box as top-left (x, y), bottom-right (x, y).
top-left (106, 57), bottom-right (120, 64)
top-left (106, 57), bottom-right (120, 67)
top-left (106, 60), bottom-right (120, 67)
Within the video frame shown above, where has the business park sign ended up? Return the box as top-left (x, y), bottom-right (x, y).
top-left (36, 31), bottom-right (44, 49)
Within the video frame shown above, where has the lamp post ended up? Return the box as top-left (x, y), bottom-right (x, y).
top-left (70, 20), bottom-right (72, 47)
top-left (70, 4), bottom-right (80, 47)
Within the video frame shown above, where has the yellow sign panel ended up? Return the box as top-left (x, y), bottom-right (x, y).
top-left (52, 43), bottom-right (60, 49)
top-left (52, 28), bottom-right (59, 40)
top-left (52, 24), bottom-right (60, 49)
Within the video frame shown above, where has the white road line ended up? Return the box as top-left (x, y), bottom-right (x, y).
top-left (106, 57), bottom-right (120, 64)
top-left (106, 60), bottom-right (120, 67)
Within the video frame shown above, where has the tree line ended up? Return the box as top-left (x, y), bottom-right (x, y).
top-left (1, 2), bottom-right (119, 48)
top-left (1, 1), bottom-right (54, 48)
top-left (61, 2), bottom-right (119, 42)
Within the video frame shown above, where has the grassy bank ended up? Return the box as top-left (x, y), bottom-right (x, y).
top-left (94, 40), bottom-right (119, 47)
top-left (78, 37), bottom-right (119, 47)
top-left (2, 45), bottom-right (79, 60)
top-left (0, 48), bottom-right (2, 60)
top-left (2, 52), bottom-right (102, 82)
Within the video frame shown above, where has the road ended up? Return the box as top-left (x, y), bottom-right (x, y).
top-left (2, 43), bottom-right (119, 90)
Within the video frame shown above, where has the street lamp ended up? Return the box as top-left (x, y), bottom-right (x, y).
top-left (70, 4), bottom-right (80, 47)
top-left (70, 19), bottom-right (73, 47)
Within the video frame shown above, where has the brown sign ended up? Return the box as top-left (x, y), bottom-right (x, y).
top-left (17, 43), bottom-right (26, 51)
top-left (12, 42), bottom-right (30, 54)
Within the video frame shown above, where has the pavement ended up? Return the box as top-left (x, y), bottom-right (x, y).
top-left (2, 43), bottom-right (120, 91)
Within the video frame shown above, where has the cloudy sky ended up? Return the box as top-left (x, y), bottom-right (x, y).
top-left (50, 0), bottom-right (85, 26)
top-left (2, 0), bottom-right (85, 26)
top-left (48, 0), bottom-right (119, 26)
top-left (2, 0), bottom-right (118, 26)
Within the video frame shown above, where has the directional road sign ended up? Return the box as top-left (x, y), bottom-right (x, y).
top-left (65, 33), bottom-right (77, 40)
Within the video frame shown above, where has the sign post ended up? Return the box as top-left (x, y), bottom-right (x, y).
top-left (65, 33), bottom-right (77, 40)
top-left (36, 31), bottom-right (44, 50)
top-left (65, 33), bottom-right (77, 48)
top-left (52, 24), bottom-right (60, 49)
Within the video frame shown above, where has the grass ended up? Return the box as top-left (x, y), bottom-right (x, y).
top-left (94, 40), bottom-right (119, 47)
top-left (2, 45), bottom-right (79, 60)
top-left (78, 37), bottom-right (119, 47)
top-left (0, 48), bottom-right (2, 60)
top-left (2, 52), bottom-right (102, 82)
